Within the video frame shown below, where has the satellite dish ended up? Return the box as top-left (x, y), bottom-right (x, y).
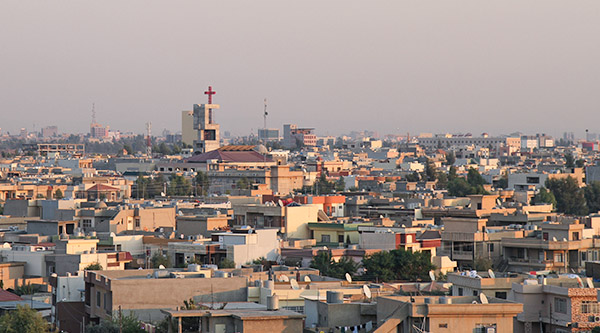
top-left (345, 273), bottom-right (352, 283)
top-left (290, 279), bottom-right (300, 290)
top-left (161, 192), bottom-right (166, 197)
top-left (158, 265), bottom-right (166, 270)
top-left (304, 276), bottom-right (312, 282)
top-left (479, 293), bottom-right (488, 304)
top-left (429, 270), bottom-right (436, 282)
top-left (278, 199), bottom-right (284, 207)
top-left (488, 269), bottom-right (496, 279)
top-left (363, 285), bottom-right (372, 299)
top-left (576, 276), bottom-right (584, 288)
top-left (280, 275), bottom-right (290, 282)
top-left (552, 237), bottom-right (557, 242)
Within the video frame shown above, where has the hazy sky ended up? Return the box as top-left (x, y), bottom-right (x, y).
top-left (1, 1), bottom-right (599, 137)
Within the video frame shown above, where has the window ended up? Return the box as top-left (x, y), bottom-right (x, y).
top-left (473, 290), bottom-right (478, 296)
top-left (554, 297), bottom-right (567, 314)
top-left (495, 292), bottom-right (507, 299)
top-left (321, 235), bottom-right (330, 243)
top-left (282, 306), bottom-right (304, 313)
top-left (573, 232), bottom-right (580, 240)
top-left (96, 291), bottom-right (101, 307)
top-left (439, 323), bottom-right (448, 328)
top-left (82, 219), bottom-right (92, 229)
top-left (581, 301), bottom-right (600, 314)
top-left (135, 218), bottom-right (141, 228)
top-left (338, 235), bottom-right (344, 243)
top-left (458, 287), bottom-right (463, 296)
top-left (555, 253), bottom-right (564, 263)
top-left (487, 243), bottom-right (494, 252)
top-left (475, 324), bottom-right (497, 333)
top-left (582, 251), bottom-right (588, 262)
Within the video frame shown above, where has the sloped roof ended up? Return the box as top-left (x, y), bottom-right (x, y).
top-left (187, 146), bottom-right (273, 163)
top-left (418, 230), bottom-right (441, 240)
top-left (0, 290), bottom-right (23, 302)
top-left (87, 184), bottom-right (119, 192)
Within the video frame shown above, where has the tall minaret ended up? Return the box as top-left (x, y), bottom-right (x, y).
top-left (193, 86), bottom-right (221, 154)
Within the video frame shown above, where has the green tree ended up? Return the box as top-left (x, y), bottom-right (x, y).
top-left (168, 175), bottom-right (192, 196)
top-left (361, 249), bottom-right (434, 282)
top-left (236, 177), bottom-right (250, 190)
top-left (84, 262), bottom-right (103, 270)
top-left (309, 252), bottom-right (357, 279)
top-left (545, 177), bottom-right (586, 215)
top-left (151, 253), bottom-right (171, 268)
top-left (335, 177), bottom-right (346, 192)
top-left (496, 175), bottom-right (508, 189)
top-left (565, 152), bottom-right (575, 169)
top-left (445, 152), bottom-right (456, 166)
top-left (423, 158), bottom-right (436, 181)
top-left (435, 172), bottom-right (448, 189)
top-left (218, 258), bottom-right (236, 269)
top-left (54, 188), bottom-right (64, 199)
top-left (361, 251), bottom-right (397, 282)
top-left (85, 311), bottom-right (145, 333)
top-left (532, 187), bottom-right (557, 209)
top-left (576, 159), bottom-right (585, 168)
top-left (0, 304), bottom-right (47, 333)
top-left (195, 171), bottom-right (210, 195)
top-left (404, 171), bottom-right (420, 182)
top-left (585, 182), bottom-right (600, 214)
top-left (447, 178), bottom-right (474, 197)
top-left (14, 282), bottom-right (38, 296)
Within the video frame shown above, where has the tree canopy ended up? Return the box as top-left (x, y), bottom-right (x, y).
top-left (545, 177), bottom-right (587, 215)
top-left (310, 251), bottom-right (358, 279)
top-left (0, 305), bottom-right (48, 333)
top-left (361, 249), bottom-right (435, 282)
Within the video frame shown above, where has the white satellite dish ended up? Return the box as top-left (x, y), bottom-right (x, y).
top-left (290, 278), bottom-right (300, 290)
top-left (280, 275), bottom-right (290, 282)
top-left (363, 284), bottom-right (372, 299)
top-left (158, 265), bottom-right (166, 270)
top-left (488, 269), bottom-right (496, 279)
top-left (278, 199), bottom-right (284, 207)
top-left (552, 237), bottom-right (557, 242)
top-left (304, 276), bottom-right (312, 282)
top-left (576, 276), bottom-right (584, 288)
top-left (345, 273), bottom-right (352, 283)
top-left (429, 270), bottom-right (435, 282)
top-left (161, 192), bottom-right (166, 197)
top-left (479, 293), bottom-right (488, 304)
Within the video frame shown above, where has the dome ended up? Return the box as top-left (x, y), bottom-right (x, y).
top-left (254, 144), bottom-right (268, 154)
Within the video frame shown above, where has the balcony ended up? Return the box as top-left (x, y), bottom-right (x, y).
top-left (451, 250), bottom-right (473, 261)
top-left (507, 257), bottom-right (557, 268)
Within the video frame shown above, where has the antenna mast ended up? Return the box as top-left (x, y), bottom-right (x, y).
top-left (91, 103), bottom-right (96, 124)
top-left (263, 98), bottom-right (268, 130)
top-left (146, 122), bottom-right (152, 156)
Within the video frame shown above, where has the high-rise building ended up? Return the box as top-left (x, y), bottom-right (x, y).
top-left (181, 111), bottom-right (194, 146)
top-left (258, 128), bottom-right (280, 142)
top-left (41, 126), bottom-right (58, 138)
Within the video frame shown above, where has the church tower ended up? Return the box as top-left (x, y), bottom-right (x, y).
top-left (193, 86), bottom-right (221, 154)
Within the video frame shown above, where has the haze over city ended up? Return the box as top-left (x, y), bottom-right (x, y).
top-left (2, 1), bottom-right (600, 136)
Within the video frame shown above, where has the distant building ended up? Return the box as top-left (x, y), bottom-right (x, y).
top-left (181, 110), bottom-right (194, 146)
top-left (258, 128), bottom-right (280, 142)
top-left (283, 124), bottom-right (316, 148)
top-left (90, 123), bottom-right (108, 139)
top-left (41, 126), bottom-right (58, 138)
top-left (193, 99), bottom-right (220, 153)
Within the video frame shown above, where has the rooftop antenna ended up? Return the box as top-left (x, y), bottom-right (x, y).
top-left (263, 98), bottom-right (268, 130)
top-left (91, 103), bottom-right (96, 124)
top-left (146, 122), bottom-right (152, 156)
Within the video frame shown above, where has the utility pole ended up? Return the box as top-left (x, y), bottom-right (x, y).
top-left (118, 305), bottom-right (123, 333)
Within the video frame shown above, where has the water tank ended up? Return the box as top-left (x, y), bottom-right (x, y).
top-left (264, 280), bottom-right (274, 289)
top-left (326, 291), bottom-right (344, 304)
top-left (188, 264), bottom-right (200, 272)
top-left (267, 295), bottom-right (279, 311)
top-left (214, 271), bottom-right (229, 278)
top-left (439, 297), bottom-right (452, 304)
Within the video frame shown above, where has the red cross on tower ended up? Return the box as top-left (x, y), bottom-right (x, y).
top-left (204, 86), bottom-right (216, 104)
